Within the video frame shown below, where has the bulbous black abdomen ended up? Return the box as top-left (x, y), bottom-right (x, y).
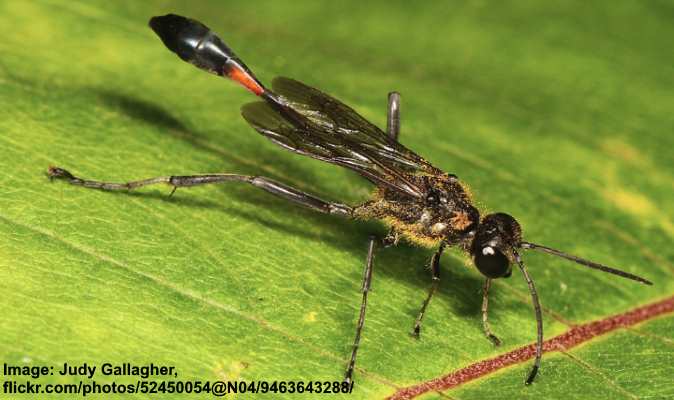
top-left (149, 14), bottom-right (236, 76)
top-left (149, 14), bottom-right (207, 61)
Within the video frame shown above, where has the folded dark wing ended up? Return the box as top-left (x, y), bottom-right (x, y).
top-left (241, 77), bottom-right (442, 198)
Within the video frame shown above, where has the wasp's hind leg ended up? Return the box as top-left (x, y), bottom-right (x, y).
top-left (411, 242), bottom-right (446, 338)
top-left (481, 278), bottom-right (502, 346)
top-left (47, 167), bottom-right (353, 217)
top-left (386, 92), bottom-right (401, 141)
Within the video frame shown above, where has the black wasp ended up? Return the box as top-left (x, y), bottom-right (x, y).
top-left (48, 14), bottom-right (652, 385)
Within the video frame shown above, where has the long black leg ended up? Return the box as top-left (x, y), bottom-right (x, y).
top-left (386, 92), bottom-right (401, 141)
top-left (47, 167), bottom-right (352, 217)
top-left (411, 242), bottom-right (446, 338)
top-left (481, 278), bottom-right (502, 346)
top-left (513, 250), bottom-right (543, 385)
top-left (344, 236), bottom-right (378, 384)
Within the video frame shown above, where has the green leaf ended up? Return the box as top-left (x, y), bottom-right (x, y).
top-left (1, 1), bottom-right (672, 399)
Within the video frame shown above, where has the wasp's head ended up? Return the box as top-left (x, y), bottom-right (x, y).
top-left (470, 213), bottom-right (522, 279)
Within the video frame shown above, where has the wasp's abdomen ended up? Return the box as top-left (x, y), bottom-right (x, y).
top-left (149, 14), bottom-right (265, 95)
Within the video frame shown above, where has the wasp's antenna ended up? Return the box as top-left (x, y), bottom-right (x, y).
top-left (513, 249), bottom-right (543, 385)
top-left (520, 242), bottom-right (652, 285)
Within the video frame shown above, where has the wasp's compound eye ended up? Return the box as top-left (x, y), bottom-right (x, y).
top-left (474, 246), bottom-right (511, 278)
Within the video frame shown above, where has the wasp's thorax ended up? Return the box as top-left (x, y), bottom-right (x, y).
top-left (470, 213), bottom-right (522, 278)
top-left (356, 174), bottom-right (481, 247)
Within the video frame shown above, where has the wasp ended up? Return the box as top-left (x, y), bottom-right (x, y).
top-left (48, 14), bottom-right (652, 385)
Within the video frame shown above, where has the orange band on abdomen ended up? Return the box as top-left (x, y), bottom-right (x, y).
top-left (228, 65), bottom-right (264, 96)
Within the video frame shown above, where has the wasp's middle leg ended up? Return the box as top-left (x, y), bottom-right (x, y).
top-left (481, 278), bottom-right (502, 346)
top-left (411, 242), bottom-right (445, 338)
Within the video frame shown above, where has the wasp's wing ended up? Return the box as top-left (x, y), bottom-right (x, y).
top-left (272, 77), bottom-right (441, 176)
top-left (241, 77), bottom-right (442, 198)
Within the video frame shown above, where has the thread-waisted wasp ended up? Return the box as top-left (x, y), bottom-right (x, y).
top-left (48, 14), bottom-right (652, 385)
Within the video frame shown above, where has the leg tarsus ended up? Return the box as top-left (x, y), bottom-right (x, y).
top-left (487, 333), bottom-right (502, 347)
top-left (526, 365), bottom-right (539, 385)
top-left (344, 236), bottom-right (378, 384)
top-left (481, 278), bottom-right (502, 346)
top-left (411, 275), bottom-right (440, 339)
top-left (410, 242), bottom-right (445, 338)
top-left (48, 166), bottom-right (77, 181)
